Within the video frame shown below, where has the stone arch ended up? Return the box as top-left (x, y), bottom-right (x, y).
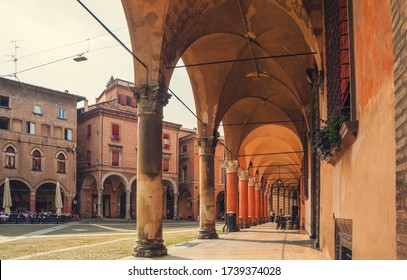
top-left (0, 178), bottom-right (32, 212)
top-left (163, 178), bottom-right (177, 220)
top-left (179, 189), bottom-right (193, 220)
top-left (34, 181), bottom-right (66, 213)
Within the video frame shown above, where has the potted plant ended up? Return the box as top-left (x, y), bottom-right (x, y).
top-left (314, 108), bottom-right (348, 161)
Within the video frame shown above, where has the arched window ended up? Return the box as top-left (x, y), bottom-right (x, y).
top-left (32, 150), bottom-right (42, 171)
top-left (5, 146), bottom-right (15, 168)
top-left (57, 153), bottom-right (66, 173)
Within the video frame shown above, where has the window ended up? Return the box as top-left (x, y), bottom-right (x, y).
top-left (112, 150), bottom-right (120, 166)
top-left (64, 128), bottom-right (73, 140)
top-left (5, 146), bottom-right (15, 168)
top-left (33, 105), bottom-right (42, 114)
top-left (118, 95), bottom-right (126, 105)
top-left (86, 151), bottom-right (92, 166)
top-left (182, 144), bottom-right (188, 153)
top-left (87, 124), bottom-right (92, 138)
top-left (163, 134), bottom-right (170, 149)
top-left (32, 150), bottom-right (42, 170)
top-left (182, 165), bottom-right (188, 182)
top-left (324, 0), bottom-right (355, 120)
top-left (163, 158), bottom-right (169, 172)
top-left (57, 153), bottom-right (66, 173)
top-left (0, 117), bottom-right (10, 130)
top-left (26, 122), bottom-right (36, 134)
top-left (112, 124), bottom-right (120, 140)
top-left (0, 95), bottom-right (9, 107)
top-left (58, 108), bottom-right (66, 119)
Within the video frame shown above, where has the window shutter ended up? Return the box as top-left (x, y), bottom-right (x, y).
top-left (87, 124), bottom-right (91, 137)
top-left (163, 158), bottom-right (169, 171)
top-left (112, 124), bottom-right (120, 140)
top-left (163, 133), bottom-right (170, 149)
top-left (130, 98), bottom-right (136, 107)
top-left (112, 150), bottom-right (119, 166)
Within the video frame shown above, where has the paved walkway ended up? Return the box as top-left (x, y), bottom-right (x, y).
top-left (125, 222), bottom-right (326, 260)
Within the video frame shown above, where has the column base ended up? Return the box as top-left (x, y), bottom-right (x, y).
top-left (243, 223), bottom-right (250, 228)
top-left (133, 242), bottom-right (167, 258)
top-left (198, 229), bottom-right (219, 239)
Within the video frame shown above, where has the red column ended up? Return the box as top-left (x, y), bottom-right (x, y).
top-left (264, 190), bottom-right (268, 222)
top-left (238, 169), bottom-right (249, 228)
top-left (255, 183), bottom-right (260, 225)
top-left (30, 191), bottom-right (36, 212)
top-left (248, 177), bottom-right (256, 226)
top-left (225, 160), bottom-right (239, 231)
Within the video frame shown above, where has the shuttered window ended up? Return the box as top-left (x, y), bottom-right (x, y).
top-left (163, 133), bottom-right (170, 149)
top-left (112, 150), bottom-right (120, 166)
top-left (112, 124), bottom-right (120, 140)
top-left (163, 158), bottom-right (169, 172)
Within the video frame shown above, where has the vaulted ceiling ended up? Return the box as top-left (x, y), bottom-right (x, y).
top-left (122, 0), bottom-right (323, 186)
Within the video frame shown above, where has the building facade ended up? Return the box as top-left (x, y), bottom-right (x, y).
top-left (76, 77), bottom-right (184, 219)
top-left (178, 128), bottom-right (226, 221)
top-left (0, 77), bottom-right (84, 215)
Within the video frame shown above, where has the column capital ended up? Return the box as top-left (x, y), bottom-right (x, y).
top-left (255, 182), bottom-right (261, 191)
top-left (197, 136), bottom-right (217, 155)
top-left (248, 177), bottom-right (256, 187)
top-left (224, 160), bottom-right (239, 173)
top-left (238, 169), bottom-right (249, 181)
top-left (135, 84), bottom-right (171, 116)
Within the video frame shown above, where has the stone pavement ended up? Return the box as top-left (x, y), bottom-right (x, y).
top-left (126, 222), bottom-right (327, 260)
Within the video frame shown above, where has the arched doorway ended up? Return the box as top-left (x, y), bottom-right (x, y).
top-left (179, 190), bottom-right (192, 220)
top-left (130, 179), bottom-right (137, 219)
top-left (216, 191), bottom-right (225, 220)
top-left (36, 182), bottom-right (64, 213)
top-left (0, 179), bottom-right (31, 212)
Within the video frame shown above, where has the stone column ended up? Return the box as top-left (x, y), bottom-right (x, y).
top-left (225, 160), bottom-right (239, 231)
top-left (125, 189), bottom-right (131, 220)
top-left (238, 169), bottom-right (249, 228)
top-left (30, 191), bottom-right (36, 212)
top-left (97, 187), bottom-right (103, 218)
top-left (197, 136), bottom-right (219, 239)
top-left (248, 177), bottom-right (256, 226)
top-left (133, 84), bottom-right (170, 257)
top-left (173, 192), bottom-right (179, 220)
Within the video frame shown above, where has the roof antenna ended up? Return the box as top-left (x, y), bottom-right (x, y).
top-left (10, 40), bottom-right (23, 80)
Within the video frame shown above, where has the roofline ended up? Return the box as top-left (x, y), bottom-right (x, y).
top-left (0, 77), bottom-right (86, 102)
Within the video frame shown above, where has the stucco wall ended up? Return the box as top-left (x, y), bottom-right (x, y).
top-left (319, 0), bottom-right (397, 259)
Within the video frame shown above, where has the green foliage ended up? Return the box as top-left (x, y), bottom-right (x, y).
top-left (314, 108), bottom-right (348, 160)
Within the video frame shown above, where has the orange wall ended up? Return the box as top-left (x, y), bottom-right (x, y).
top-left (319, 0), bottom-right (396, 259)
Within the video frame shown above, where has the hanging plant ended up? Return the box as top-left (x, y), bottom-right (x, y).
top-left (314, 108), bottom-right (347, 160)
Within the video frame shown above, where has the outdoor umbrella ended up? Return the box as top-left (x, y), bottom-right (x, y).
top-left (3, 178), bottom-right (12, 215)
top-left (55, 182), bottom-right (63, 216)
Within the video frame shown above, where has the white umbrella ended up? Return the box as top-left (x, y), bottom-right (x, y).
top-left (3, 178), bottom-right (12, 215)
top-left (55, 182), bottom-right (63, 216)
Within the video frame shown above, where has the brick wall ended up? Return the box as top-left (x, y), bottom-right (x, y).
top-left (391, 0), bottom-right (407, 260)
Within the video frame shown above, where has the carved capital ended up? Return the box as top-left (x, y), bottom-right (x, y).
top-left (197, 136), bottom-right (217, 155)
top-left (135, 84), bottom-right (171, 116)
top-left (238, 169), bottom-right (249, 181)
top-left (224, 160), bottom-right (239, 173)
top-left (255, 182), bottom-right (261, 191)
top-left (248, 177), bottom-right (256, 187)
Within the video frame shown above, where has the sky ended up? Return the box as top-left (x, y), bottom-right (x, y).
top-left (0, 0), bottom-right (199, 130)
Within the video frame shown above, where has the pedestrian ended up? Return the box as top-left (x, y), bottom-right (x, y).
top-left (270, 209), bottom-right (275, 222)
